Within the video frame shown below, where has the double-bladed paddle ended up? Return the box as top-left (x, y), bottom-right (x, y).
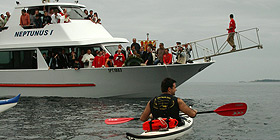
top-left (105, 102), bottom-right (247, 125)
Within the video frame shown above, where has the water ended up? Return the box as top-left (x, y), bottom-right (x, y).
top-left (0, 82), bottom-right (279, 140)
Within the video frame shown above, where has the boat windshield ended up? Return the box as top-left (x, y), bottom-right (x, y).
top-left (60, 6), bottom-right (85, 20)
top-left (105, 45), bottom-right (119, 55)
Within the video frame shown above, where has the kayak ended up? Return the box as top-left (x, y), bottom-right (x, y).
top-left (0, 94), bottom-right (21, 113)
top-left (126, 114), bottom-right (193, 140)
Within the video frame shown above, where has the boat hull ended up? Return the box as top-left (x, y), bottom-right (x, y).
top-left (0, 103), bottom-right (17, 113)
top-left (126, 115), bottom-right (193, 140)
top-left (0, 62), bottom-right (213, 98)
top-left (0, 94), bottom-right (20, 113)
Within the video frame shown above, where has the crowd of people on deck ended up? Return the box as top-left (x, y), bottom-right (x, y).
top-left (83, 9), bottom-right (102, 24)
top-left (19, 8), bottom-right (77, 29)
top-left (0, 7), bottom-right (102, 30)
top-left (42, 38), bottom-right (193, 70)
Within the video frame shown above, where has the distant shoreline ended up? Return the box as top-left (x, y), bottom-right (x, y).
top-left (240, 79), bottom-right (280, 83)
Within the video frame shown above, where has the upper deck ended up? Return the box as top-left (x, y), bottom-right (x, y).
top-left (0, 2), bottom-right (128, 50)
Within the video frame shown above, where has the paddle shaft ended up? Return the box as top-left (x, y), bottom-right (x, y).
top-left (105, 103), bottom-right (247, 125)
top-left (197, 111), bottom-right (215, 114)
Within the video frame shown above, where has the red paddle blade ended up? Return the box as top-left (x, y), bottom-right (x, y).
top-left (214, 102), bottom-right (247, 116)
top-left (105, 118), bottom-right (135, 125)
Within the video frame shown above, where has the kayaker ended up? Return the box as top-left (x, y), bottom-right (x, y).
top-left (140, 78), bottom-right (197, 126)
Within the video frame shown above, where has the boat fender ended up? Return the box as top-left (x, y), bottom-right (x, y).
top-left (142, 118), bottom-right (178, 132)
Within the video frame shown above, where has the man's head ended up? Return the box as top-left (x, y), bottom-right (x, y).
top-left (35, 10), bottom-right (39, 15)
top-left (118, 44), bottom-right (122, 49)
top-left (117, 49), bottom-right (121, 54)
top-left (176, 42), bottom-right (181, 46)
top-left (89, 10), bottom-right (93, 15)
top-left (140, 46), bottom-right (144, 52)
top-left (147, 47), bottom-right (151, 52)
top-left (44, 11), bottom-right (48, 16)
top-left (21, 9), bottom-right (26, 15)
top-left (164, 48), bottom-right (169, 54)
top-left (6, 12), bottom-right (10, 17)
top-left (230, 14), bottom-right (234, 19)
top-left (87, 49), bottom-right (91, 54)
top-left (132, 38), bottom-right (136, 43)
top-left (0, 14), bottom-right (4, 20)
top-left (84, 9), bottom-right (88, 15)
top-left (98, 50), bottom-right (103, 56)
top-left (159, 43), bottom-right (164, 49)
top-left (161, 78), bottom-right (177, 95)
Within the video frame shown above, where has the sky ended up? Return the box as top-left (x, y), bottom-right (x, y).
top-left (0, 0), bottom-right (279, 82)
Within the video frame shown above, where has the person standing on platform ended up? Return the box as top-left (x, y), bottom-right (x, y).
top-left (226, 14), bottom-right (236, 51)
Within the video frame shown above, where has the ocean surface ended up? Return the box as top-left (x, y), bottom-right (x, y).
top-left (0, 82), bottom-right (279, 140)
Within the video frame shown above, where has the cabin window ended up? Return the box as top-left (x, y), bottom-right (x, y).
top-left (0, 50), bottom-right (37, 69)
top-left (60, 7), bottom-right (85, 20)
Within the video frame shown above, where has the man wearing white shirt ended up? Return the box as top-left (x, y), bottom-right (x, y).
top-left (82, 49), bottom-right (94, 68)
top-left (51, 9), bottom-right (61, 24)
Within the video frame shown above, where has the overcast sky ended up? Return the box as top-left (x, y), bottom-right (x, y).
top-left (1, 0), bottom-right (279, 82)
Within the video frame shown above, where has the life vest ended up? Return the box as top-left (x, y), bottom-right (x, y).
top-left (142, 118), bottom-right (178, 131)
top-left (150, 94), bottom-right (181, 123)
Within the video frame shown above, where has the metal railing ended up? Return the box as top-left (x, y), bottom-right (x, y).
top-left (169, 28), bottom-right (262, 62)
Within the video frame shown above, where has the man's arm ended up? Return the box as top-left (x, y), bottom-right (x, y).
top-left (140, 101), bottom-right (151, 121)
top-left (178, 98), bottom-right (197, 118)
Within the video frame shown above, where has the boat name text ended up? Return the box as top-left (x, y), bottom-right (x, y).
top-left (14, 30), bottom-right (54, 37)
top-left (108, 68), bottom-right (122, 73)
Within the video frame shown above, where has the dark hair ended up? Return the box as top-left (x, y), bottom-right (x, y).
top-left (230, 14), bottom-right (234, 18)
top-left (176, 42), bottom-right (181, 45)
top-left (109, 56), bottom-right (114, 59)
top-left (94, 12), bottom-right (98, 17)
top-left (22, 9), bottom-right (26, 13)
top-left (161, 78), bottom-right (176, 92)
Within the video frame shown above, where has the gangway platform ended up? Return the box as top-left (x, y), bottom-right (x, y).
top-left (169, 28), bottom-right (262, 62)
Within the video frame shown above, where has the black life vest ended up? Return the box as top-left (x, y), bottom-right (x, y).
top-left (150, 94), bottom-right (182, 124)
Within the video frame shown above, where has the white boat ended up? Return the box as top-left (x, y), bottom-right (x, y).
top-left (126, 115), bottom-right (193, 140)
top-left (0, 1), bottom-right (213, 98)
top-left (0, 94), bottom-right (21, 113)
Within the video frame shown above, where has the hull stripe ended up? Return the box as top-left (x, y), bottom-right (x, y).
top-left (0, 84), bottom-right (96, 87)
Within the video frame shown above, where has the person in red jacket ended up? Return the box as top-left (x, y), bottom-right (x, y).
top-left (114, 49), bottom-right (125, 67)
top-left (92, 51), bottom-right (104, 68)
top-left (226, 14), bottom-right (236, 51)
top-left (163, 48), bottom-right (172, 65)
top-left (103, 50), bottom-right (110, 65)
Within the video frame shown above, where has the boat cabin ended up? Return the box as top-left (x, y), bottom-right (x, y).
top-left (0, 2), bottom-right (128, 70)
